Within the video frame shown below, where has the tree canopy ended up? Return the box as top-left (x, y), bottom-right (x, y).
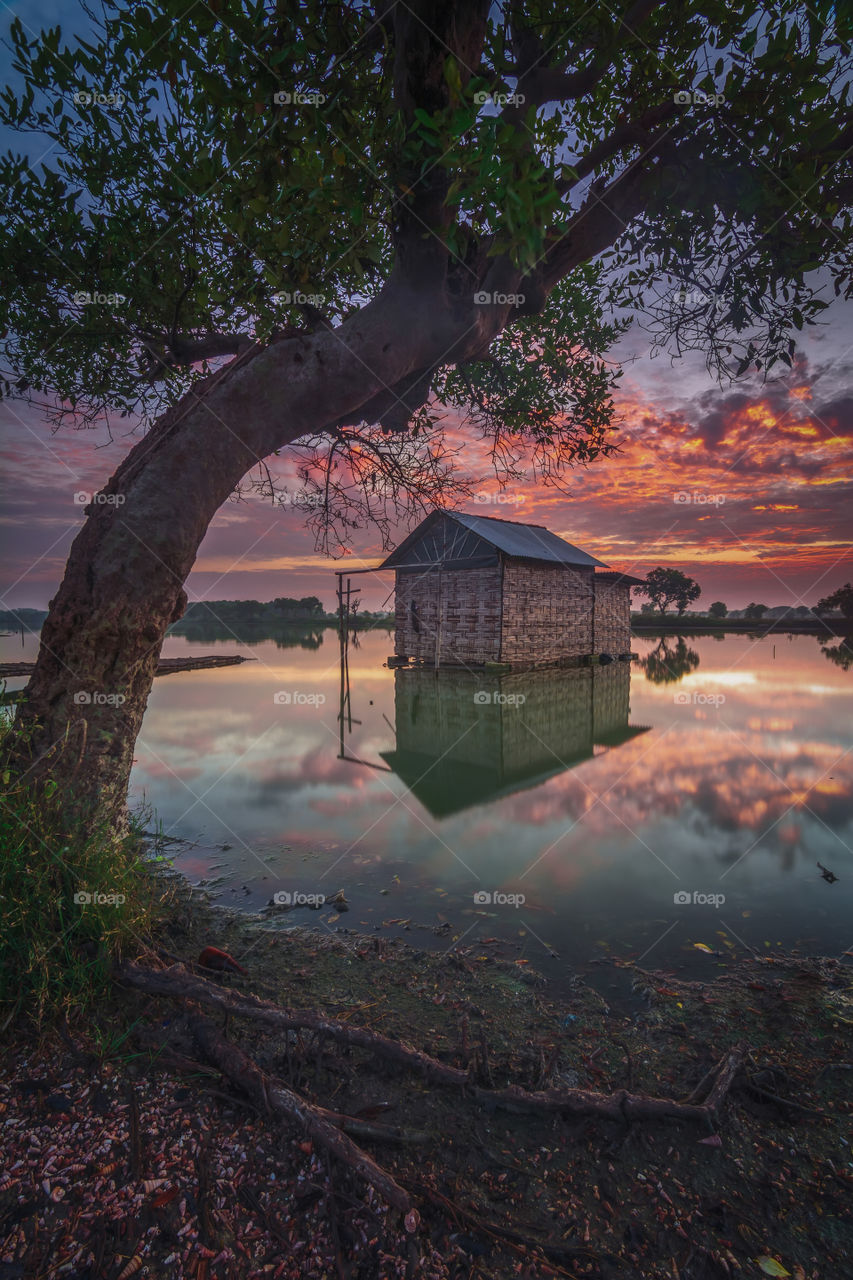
top-left (816, 583), bottom-right (853, 616)
top-left (635, 566), bottom-right (702, 615)
top-left (2, 0), bottom-right (852, 550)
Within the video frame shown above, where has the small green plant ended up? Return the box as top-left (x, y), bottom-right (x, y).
top-left (0, 707), bottom-right (167, 1025)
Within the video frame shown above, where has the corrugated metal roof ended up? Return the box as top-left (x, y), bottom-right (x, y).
top-left (449, 512), bottom-right (608, 567)
top-left (594, 570), bottom-right (646, 587)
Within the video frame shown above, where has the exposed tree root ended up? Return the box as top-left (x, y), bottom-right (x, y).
top-left (119, 960), bottom-right (745, 1121)
top-left (187, 1003), bottom-right (415, 1212)
top-left (118, 960), bottom-right (751, 1220)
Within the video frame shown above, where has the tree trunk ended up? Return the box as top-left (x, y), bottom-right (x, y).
top-left (4, 285), bottom-right (506, 828)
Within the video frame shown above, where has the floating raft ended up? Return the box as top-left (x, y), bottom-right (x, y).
top-left (0, 654), bottom-right (253, 680)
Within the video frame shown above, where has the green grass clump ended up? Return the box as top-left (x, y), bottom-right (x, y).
top-left (0, 710), bottom-right (168, 1026)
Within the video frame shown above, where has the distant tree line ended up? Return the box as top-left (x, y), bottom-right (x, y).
top-left (631, 572), bottom-right (853, 622)
top-left (169, 598), bottom-right (394, 629)
top-left (0, 608), bottom-right (48, 632)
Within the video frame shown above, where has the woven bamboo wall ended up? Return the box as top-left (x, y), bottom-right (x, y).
top-left (392, 559), bottom-right (630, 668)
top-left (592, 581), bottom-right (632, 654)
top-left (499, 562), bottom-right (594, 666)
top-left (394, 566), bottom-right (503, 664)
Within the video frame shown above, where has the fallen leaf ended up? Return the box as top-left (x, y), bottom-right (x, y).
top-left (405, 1208), bottom-right (420, 1233)
top-left (151, 1187), bottom-right (180, 1208)
top-left (353, 1102), bottom-right (394, 1119)
top-left (694, 943), bottom-right (713, 953)
top-left (755, 1259), bottom-right (791, 1277)
top-left (698, 1134), bottom-right (722, 1147)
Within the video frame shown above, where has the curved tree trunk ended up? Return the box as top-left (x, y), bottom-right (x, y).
top-left (4, 285), bottom-right (504, 828)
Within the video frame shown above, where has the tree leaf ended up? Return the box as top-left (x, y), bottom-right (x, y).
top-left (756, 1259), bottom-right (791, 1277)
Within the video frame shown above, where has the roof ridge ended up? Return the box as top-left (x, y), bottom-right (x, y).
top-left (451, 510), bottom-right (548, 530)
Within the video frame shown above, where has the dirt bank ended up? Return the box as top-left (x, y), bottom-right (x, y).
top-left (2, 882), bottom-right (851, 1279)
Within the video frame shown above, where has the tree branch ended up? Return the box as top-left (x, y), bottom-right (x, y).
top-left (511, 0), bottom-right (664, 107)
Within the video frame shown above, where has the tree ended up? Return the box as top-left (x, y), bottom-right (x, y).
top-left (273, 596), bottom-right (325, 619)
top-left (3, 1), bottom-right (852, 827)
top-left (816, 584), bottom-right (853, 618)
top-left (743, 602), bottom-right (769, 620)
top-left (299, 597), bottom-right (325, 618)
top-left (708, 601), bottom-right (728, 619)
top-left (635, 567), bottom-right (702, 617)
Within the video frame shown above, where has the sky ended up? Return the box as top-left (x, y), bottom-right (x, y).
top-left (2, 306), bottom-right (851, 613)
top-left (1, 1), bottom-right (851, 615)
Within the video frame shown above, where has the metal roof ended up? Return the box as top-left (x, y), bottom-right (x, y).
top-left (447, 512), bottom-right (608, 567)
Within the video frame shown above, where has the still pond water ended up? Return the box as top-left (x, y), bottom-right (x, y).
top-left (5, 627), bottom-right (852, 990)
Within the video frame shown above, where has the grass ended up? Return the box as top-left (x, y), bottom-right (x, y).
top-left (0, 707), bottom-right (172, 1027)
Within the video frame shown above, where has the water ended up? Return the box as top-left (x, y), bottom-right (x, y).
top-left (3, 626), bottom-right (852, 989)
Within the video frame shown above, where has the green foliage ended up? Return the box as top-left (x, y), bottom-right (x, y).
top-left (272, 595), bottom-right (324, 618)
top-left (177, 597), bottom-right (328, 624)
top-left (708, 601), bottom-right (728, 618)
top-left (0, 0), bottom-right (850, 463)
top-left (0, 712), bottom-right (166, 1023)
top-left (636, 567), bottom-right (702, 616)
top-left (435, 267), bottom-right (627, 469)
top-left (816, 582), bottom-right (853, 617)
top-left (743, 601), bottom-right (769, 619)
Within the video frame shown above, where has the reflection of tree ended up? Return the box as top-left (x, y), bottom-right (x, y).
top-left (173, 621), bottom-right (327, 650)
top-left (820, 637), bottom-right (853, 670)
top-left (639, 636), bottom-right (701, 684)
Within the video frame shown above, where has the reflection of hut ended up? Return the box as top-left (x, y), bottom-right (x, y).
top-left (380, 510), bottom-right (643, 669)
top-left (380, 662), bottom-right (649, 817)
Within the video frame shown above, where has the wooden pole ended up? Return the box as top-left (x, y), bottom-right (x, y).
top-left (345, 577), bottom-right (353, 732)
top-left (337, 573), bottom-right (345, 758)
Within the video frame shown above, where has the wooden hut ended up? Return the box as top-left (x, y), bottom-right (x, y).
top-left (379, 510), bottom-right (642, 669)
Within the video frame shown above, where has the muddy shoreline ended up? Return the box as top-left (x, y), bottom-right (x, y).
top-left (2, 875), bottom-right (852, 1278)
